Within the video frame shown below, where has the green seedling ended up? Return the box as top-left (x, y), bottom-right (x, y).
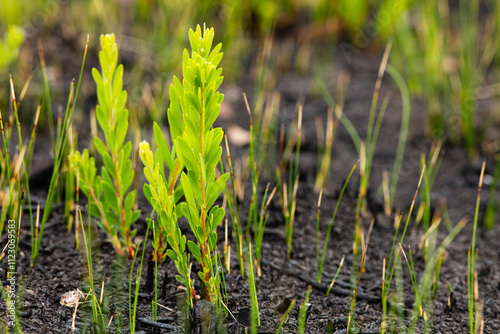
top-left (276, 298), bottom-right (296, 334)
top-left (32, 36), bottom-right (88, 266)
top-left (421, 211), bottom-right (442, 266)
top-left (468, 161), bottom-right (485, 334)
top-left (347, 218), bottom-right (374, 334)
top-left (381, 166), bottom-right (468, 333)
top-left (415, 142), bottom-right (443, 231)
top-left (254, 183), bottom-right (276, 274)
top-left (243, 92), bottom-right (259, 235)
top-left (446, 282), bottom-right (455, 311)
top-left (432, 252), bottom-right (445, 300)
top-left (382, 249), bottom-right (405, 333)
top-left (315, 105), bottom-right (341, 192)
top-left (129, 220), bottom-right (149, 333)
top-left (70, 34), bottom-right (140, 259)
top-left (381, 167), bottom-right (425, 334)
top-left (77, 203), bottom-right (128, 333)
top-left (140, 141), bottom-right (195, 305)
top-left (240, 92), bottom-right (278, 273)
top-left (247, 243), bottom-right (260, 333)
top-left (140, 25), bottom-right (228, 306)
top-left (314, 71), bottom-right (348, 193)
top-left (0, 72), bottom-right (41, 241)
top-left (316, 161), bottom-right (357, 282)
top-left (357, 41), bottom-right (393, 216)
top-left (484, 154), bottom-right (500, 230)
top-left (385, 64), bottom-right (411, 211)
top-left (298, 285), bottom-right (312, 334)
top-left (406, 218), bottom-right (467, 333)
top-left (399, 243), bottom-right (420, 316)
top-left (315, 44), bottom-right (410, 215)
top-left (325, 255), bottom-right (345, 296)
top-left (275, 104), bottom-right (302, 259)
top-left (77, 206), bottom-right (102, 327)
top-left (222, 135), bottom-right (245, 275)
top-left (415, 144), bottom-right (444, 265)
top-left (38, 41), bottom-right (56, 158)
top-left (64, 127), bottom-right (77, 231)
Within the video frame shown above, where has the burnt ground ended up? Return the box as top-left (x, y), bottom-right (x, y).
top-left (2, 36), bottom-right (500, 334)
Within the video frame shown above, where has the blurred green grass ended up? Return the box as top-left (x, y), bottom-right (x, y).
top-left (1, 0), bottom-right (500, 152)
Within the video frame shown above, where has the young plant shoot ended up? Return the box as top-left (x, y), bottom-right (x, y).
top-left (140, 25), bottom-right (228, 305)
top-left (69, 34), bottom-right (139, 259)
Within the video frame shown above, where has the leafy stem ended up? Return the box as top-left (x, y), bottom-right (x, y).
top-left (141, 25), bottom-right (228, 307)
top-left (70, 34), bottom-right (139, 259)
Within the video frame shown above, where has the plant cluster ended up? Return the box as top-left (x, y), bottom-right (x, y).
top-left (140, 25), bottom-right (228, 305)
top-left (70, 34), bottom-right (139, 259)
top-left (2, 5), bottom-right (499, 331)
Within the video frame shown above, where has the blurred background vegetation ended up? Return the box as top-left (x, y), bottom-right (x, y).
top-left (1, 0), bottom-right (499, 157)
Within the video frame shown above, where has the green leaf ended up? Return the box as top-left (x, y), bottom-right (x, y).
top-left (187, 170), bottom-right (202, 205)
top-left (94, 175), bottom-right (102, 197)
top-left (207, 43), bottom-right (223, 67)
top-left (205, 97), bottom-right (222, 131)
top-left (184, 112), bottom-right (200, 146)
top-left (115, 110), bottom-right (128, 150)
top-left (175, 275), bottom-right (185, 284)
top-left (93, 137), bottom-right (109, 157)
top-left (92, 68), bottom-right (105, 102)
top-left (143, 183), bottom-right (153, 202)
top-left (206, 173), bottom-right (229, 209)
top-left (153, 122), bottom-right (174, 171)
top-left (129, 228), bottom-right (137, 239)
top-left (119, 159), bottom-right (133, 194)
top-left (122, 141), bottom-right (132, 160)
top-left (167, 249), bottom-right (178, 262)
top-left (112, 64), bottom-right (124, 104)
top-left (176, 202), bottom-right (189, 219)
top-left (102, 152), bottom-right (116, 179)
top-left (208, 206), bottom-right (225, 234)
top-left (186, 206), bottom-right (200, 234)
top-left (207, 233), bottom-right (217, 250)
top-left (175, 138), bottom-right (197, 172)
top-left (186, 90), bottom-right (200, 111)
top-left (195, 226), bottom-right (204, 243)
top-left (102, 180), bottom-right (119, 213)
top-left (89, 203), bottom-right (101, 218)
top-left (100, 168), bottom-right (113, 191)
top-left (187, 240), bottom-right (202, 264)
top-left (124, 191), bottom-right (135, 213)
top-left (198, 271), bottom-right (207, 284)
top-left (174, 182), bottom-right (184, 204)
top-left (204, 146), bottom-right (222, 180)
top-left (168, 88), bottom-right (183, 142)
top-left (95, 105), bottom-right (108, 134)
top-left (105, 209), bottom-right (121, 232)
top-left (180, 172), bottom-right (195, 209)
top-left (159, 209), bottom-right (169, 228)
top-left (123, 171), bottom-right (135, 196)
top-left (117, 91), bottom-right (128, 118)
top-left (199, 153), bottom-right (206, 188)
top-left (131, 210), bottom-right (140, 226)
